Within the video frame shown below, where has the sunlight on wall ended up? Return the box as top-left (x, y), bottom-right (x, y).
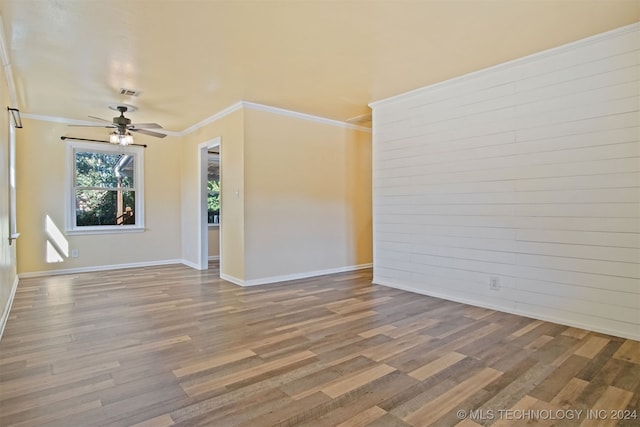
top-left (45, 215), bottom-right (68, 263)
top-left (46, 241), bottom-right (64, 263)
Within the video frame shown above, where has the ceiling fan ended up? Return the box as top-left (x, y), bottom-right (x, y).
top-left (71, 104), bottom-right (166, 145)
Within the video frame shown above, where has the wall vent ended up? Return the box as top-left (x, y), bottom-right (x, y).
top-left (119, 88), bottom-right (142, 97)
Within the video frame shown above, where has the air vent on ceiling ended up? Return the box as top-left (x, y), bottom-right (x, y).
top-left (119, 88), bottom-right (142, 97)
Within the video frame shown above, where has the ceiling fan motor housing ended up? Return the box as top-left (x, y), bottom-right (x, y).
top-left (114, 106), bottom-right (131, 133)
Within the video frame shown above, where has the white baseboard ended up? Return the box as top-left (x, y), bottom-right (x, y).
top-left (373, 277), bottom-right (639, 341)
top-left (224, 263), bottom-right (373, 287)
top-left (18, 259), bottom-right (183, 278)
top-left (208, 255), bottom-right (220, 261)
top-left (220, 273), bottom-right (244, 286)
top-left (180, 259), bottom-right (203, 270)
top-left (0, 275), bottom-right (19, 341)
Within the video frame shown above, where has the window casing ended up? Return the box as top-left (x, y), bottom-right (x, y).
top-left (67, 141), bottom-right (144, 234)
top-left (8, 116), bottom-right (19, 243)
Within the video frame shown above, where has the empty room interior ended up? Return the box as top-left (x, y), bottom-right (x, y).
top-left (0, 1), bottom-right (639, 426)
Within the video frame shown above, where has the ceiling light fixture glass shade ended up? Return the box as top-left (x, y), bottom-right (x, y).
top-left (109, 130), bottom-right (134, 145)
top-left (121, 132), bottom-right (134, 146)
top-left (109, 131), bottom-right (119, 144)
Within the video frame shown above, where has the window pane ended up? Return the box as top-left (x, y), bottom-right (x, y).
top-left (207, 154), bottom-right (220, 224)
top-left (208, 180), bottom-right (220, 224)
top-left (76, 190), bottom-right (136, 226)
top-left (75, 152), bottom-right (135, 188)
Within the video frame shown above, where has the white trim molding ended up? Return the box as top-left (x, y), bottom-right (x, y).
top-left (18, 259), bottom-right (183, 279)
top-left (208, 255), bottom-right (220, 261)
top-left (223, 263), bottom-right (373, 287)
top-left (181, 102), bottom-right (244, 135)
top-left (180, 259), bottom-right (203, 270)
top-left (180, 101), bottom-right (372, 135)
top-left (20, 113), bottom-right (181, 137)
top-left (21, 100), bottom-right (372, 137)
top-left (220, 273), bottom-right (244, 286)
top-left (240, 102), bottom-right (372, 133)
top-left (0, 275), bottom-right (19, 341)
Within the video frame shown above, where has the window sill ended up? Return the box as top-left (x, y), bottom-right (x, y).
top-left (208, 223), bottom-right (220, 229)
top-left (66, 226), bottom-right (145, 236)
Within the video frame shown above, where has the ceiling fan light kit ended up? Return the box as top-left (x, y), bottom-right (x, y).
top-left (109, 130), bottom-right (134, 145)
top-left (68, 104), bottom-right (166, 146)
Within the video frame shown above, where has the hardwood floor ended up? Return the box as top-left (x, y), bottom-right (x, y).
top-left (1, 263), bottom-right (638, 427)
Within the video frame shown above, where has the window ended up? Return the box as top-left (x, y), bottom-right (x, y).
top-left (207, 153), bottom-right (220, 226)
top-left (8, 113), bottom-right (19, 243)
top-left (67, 141), bottom-right (144, 234)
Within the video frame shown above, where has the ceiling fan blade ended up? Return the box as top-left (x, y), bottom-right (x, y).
top-left (130, 128), bottom-right (167, 138)
top-left (87, 115), bottom-right (113, 123)
top-left (69, 124), bottom-right (115, 128)
top-left (130, 122), bottom-right (162, 129)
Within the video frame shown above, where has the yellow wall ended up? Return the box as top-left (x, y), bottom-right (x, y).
top-left (180, 108), bottom-right (245, 278)
top-left (243, 108), bottom-right (372, 281)
top-left (0, 64), bottom-right (17, 328)
top-left (15, 120), bottom-right (183, 274)
top-left (178, 106), bottom-right (372, 283)
top-left (13, 105), bottom-right (372, 286)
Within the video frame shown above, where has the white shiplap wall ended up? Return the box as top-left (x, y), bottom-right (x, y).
top-left (370, 24), bottom-right (640, 340)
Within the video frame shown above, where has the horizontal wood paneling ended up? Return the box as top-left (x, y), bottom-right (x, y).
top-left (372, 24), bottom-right (640, 339)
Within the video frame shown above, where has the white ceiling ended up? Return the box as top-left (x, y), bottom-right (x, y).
top-left (0, 0), bottom-right (638, 133)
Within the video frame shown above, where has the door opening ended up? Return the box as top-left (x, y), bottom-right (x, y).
top-left (197, 137), bottom-right (221, 270)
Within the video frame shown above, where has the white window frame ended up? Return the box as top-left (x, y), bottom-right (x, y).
top-left (66, 141), bottom-right (144, 235)
top-left (8, 115), bottom-right (19, 243)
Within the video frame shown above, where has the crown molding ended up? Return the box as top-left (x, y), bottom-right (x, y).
top-left (239, 101), bottom-right (372, 133)
top-left (20, 101), bottom-right (372, 136)
top-left (179, 101), bottom-right (244, 135)
top-left (370, 22), bottom-right (640, 109)
top-left (178, 100), bottom-right (372, 135)
top-left (20, 113), bottom-right (181, 136)
top-left (21, 113), bottom-right (111, 126)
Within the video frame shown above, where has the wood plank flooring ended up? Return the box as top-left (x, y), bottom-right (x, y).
top-left (1, 263), bottom-right (638, 426)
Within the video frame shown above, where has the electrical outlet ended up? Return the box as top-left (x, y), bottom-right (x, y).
top-left (71, 249), bottom-right (79, 258)
top-left (489, 276), bottom-right (500, 291)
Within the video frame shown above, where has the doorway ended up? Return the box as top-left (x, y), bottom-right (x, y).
top-left (197, 137), bottom-right (221, 270)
